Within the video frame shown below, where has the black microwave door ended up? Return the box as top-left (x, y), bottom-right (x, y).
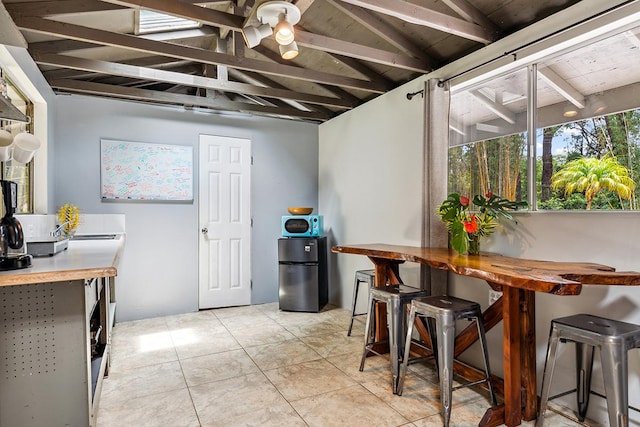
top-left (278, 238), bottom-right (319, 263)
top-left (283, 218), bottom-right (309, 234)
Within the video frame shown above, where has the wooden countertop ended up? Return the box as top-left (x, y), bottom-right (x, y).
top-left (332, 243), bottom-right (640, 295)
top-left (0, 235), bottom-right (125, 287)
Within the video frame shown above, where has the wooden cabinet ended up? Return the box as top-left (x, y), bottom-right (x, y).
top-left (0, 277), bottom-right (114, 427)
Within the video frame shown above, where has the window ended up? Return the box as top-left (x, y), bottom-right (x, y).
top-left (0, 72), bottom-right (34, 213)
top-left (448, 22), bottom-right (640, 211)
top-left (449, 69), bottom-right (528, 202)
top-left (535, 25), bottom-right (640, 210)
top-left (137, 9), bottom-right (201, 34)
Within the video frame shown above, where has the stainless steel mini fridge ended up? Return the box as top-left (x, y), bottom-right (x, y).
top-left (278, 236), bottom-right (328, 312)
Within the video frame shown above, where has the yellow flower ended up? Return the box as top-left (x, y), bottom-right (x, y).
top-left (57, 203), bottom-right (80, 235)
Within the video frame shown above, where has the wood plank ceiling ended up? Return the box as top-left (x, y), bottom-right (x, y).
top-left (0, 0), bottom-right (582, 122)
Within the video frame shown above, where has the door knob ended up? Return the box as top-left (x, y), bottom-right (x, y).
top-left (201, 227), bottom-right (208, 234)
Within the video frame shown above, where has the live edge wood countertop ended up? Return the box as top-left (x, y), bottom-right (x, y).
top-left (332, 243), bottom-right (640, 294)
top-left (0, 235), bottom-right (125, 287)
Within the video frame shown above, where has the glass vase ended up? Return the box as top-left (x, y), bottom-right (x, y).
top-left (468, 234), bottom-right (481, 255)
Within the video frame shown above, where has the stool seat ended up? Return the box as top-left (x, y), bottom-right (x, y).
top-left (360, 284), bottom-right (426, 394)
top-left (398, 295), bottom-right (496, 427)
top-left (537, 313), bottom-right (640, 427)
top-left (348, 269), bottom-right (375, 336)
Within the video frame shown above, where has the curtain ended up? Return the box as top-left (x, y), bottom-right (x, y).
top-left (422, 78), bottom-right (450, 295)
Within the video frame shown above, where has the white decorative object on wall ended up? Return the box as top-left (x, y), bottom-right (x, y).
top-left (100, 139), bottom-right (193, 202)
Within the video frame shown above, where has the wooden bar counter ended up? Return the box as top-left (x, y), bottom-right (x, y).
top-left (333, 244), bottom-right (640, 427)
top-left (0, 236), bottom-right (123, 287)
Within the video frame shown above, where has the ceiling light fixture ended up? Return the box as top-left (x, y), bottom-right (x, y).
top-left (590, 99), bottom-right (607, 115)
top-left (274, 13), bottom-right (295, 45)
top-left (242, 23), bottom-right (273, 49)
top-left (563, 103), bottom-right (578, 118)
top-left (242, 1), bottom-right (301, 60)
top-left (279, 41), bottom-right (299, 60)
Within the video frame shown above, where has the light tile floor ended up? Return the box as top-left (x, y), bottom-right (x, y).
top-left (97, 303), bottom-right (595, 427)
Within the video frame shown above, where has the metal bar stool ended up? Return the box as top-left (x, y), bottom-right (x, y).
top-left (537, 313), bottom-right (640, 427)
top-left (397, 295), bottom-right (497, 427)
top-left (360, 284), bottom-right (427, 394)
top-left (348, 269), bottom-right (375, 336)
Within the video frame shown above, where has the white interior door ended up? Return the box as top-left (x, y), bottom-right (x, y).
top-left (198, 135), bottom-right (251, 309)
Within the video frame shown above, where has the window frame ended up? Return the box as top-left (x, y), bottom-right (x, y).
top-left (446, 16), bottom-right (640, 212)
top-left (0, 72), bottom-right (34, 214)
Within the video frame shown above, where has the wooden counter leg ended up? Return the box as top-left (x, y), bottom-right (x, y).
top-left (369, 259), bottom-right (403, 351)
top-left (373, 261), bottom-right (390, 345)
top-left (520, 289), bottom-right (537, 421)
top-left (502, 286), bottom-right (523, 427)
top-left (481, 289), bottom-right (535, 426)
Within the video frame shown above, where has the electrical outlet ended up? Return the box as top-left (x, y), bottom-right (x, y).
top-left (489, 290), bottom-right (503, 305)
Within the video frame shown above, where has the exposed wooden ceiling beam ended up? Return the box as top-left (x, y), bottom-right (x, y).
top-left (0, 1), bottom-right (27, 48)
top-left (43, 57), bottom-right (197, 80)
top-left (33, 52), bottom-right (354, 109)
top-left (104, 0), bottom-right (244, 31)
top-left (336, 0), bottom-right (496, 44)
top-left (4, 1), bottom-right (127, 16)
top-left (441, 0), bottom-right (499, 34)
top-left (29, 28), bottom-right (217, 55)
top-left (252, 46), bottom-right (365, 105)
top-left (12, 0), bottom-right (426, 76)
top-left (227, 68), bottom-right (334, 115)
top-left (538, 67), bottom-right (585, 109)
top-left (15, 16), bottom-right (386, 93)
top-left (29, 39), bottom-right (107, 54)
top-left (470, 89), bottom-right (516, 124)
top-left (103, 0), bottom-right (430, 72)
top-left (327, 0), bottom-right (434, 65)
top-left (294, 31), bottom-right (429, 72)
top-left (48, 78), bottom-right (331, 120)
top-left (326, 53), bottom-right (392, 89)
top-left (476, 123), bottom-right (508, 133)
top-left (293, 0), bottom-right (316, 15)
top-left (4, 0), bottom-right (228, 17)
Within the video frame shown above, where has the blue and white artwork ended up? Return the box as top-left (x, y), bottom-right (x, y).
top-left (100, 139), bottom-right (193, 202)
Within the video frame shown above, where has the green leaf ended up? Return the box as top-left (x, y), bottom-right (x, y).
top-left (449, 221), bottom-right (468, 254)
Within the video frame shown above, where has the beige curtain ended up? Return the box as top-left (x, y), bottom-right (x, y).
top-left (422, 78), bottom-right (450, 295)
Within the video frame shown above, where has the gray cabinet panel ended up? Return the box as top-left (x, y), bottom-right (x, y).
top-left (0, 279), bottom-right (111, 427)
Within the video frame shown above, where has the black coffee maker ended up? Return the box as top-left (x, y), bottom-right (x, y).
top-left (0, 180), bottom-right (31, 270)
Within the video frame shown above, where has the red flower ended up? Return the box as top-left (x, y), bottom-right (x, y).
top-left (463, 215), bottom-right (478, 233)
top-left (459, 196), bottom-right (470, 206)
top-left (486, 191), bottom-right (493, 198)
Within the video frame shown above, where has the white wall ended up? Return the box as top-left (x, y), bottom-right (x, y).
top-left (319, 79), bottom-right (426, 307)
top-left (54, 94), bottom-right (318, 321)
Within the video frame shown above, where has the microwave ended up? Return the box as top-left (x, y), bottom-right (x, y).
top-left (282, 215), bottom-right (323, 237)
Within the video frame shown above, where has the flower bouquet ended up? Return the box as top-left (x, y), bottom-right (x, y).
top-left (438, 192), bottom-right (527, 255)
top-left (57, 203), bottom-right (80, 237)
